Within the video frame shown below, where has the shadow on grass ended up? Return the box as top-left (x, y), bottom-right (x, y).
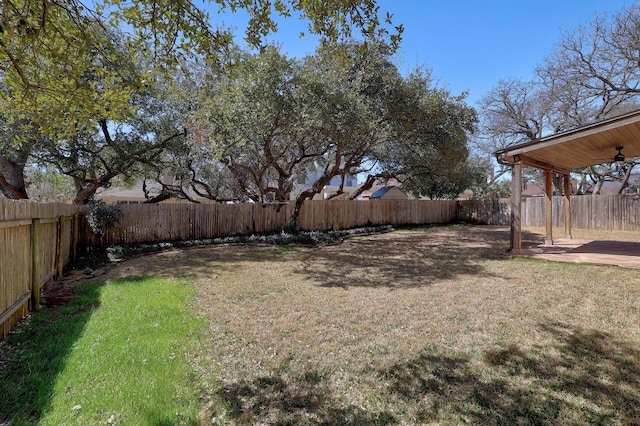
top-left (220, 365), bottom-right (396, 426)
top-left (380, 321), bottom-right (640, 425)
top-left (0, 282), bottom-right (101, 424)
top-left (102, 225), bottom-right (545, 289)
top-left (215, 321), bottom-right (639, 424)
top-left (298, 226), bottom-right (542, 289)
top-left (104, 245), bottom-right (286, 282)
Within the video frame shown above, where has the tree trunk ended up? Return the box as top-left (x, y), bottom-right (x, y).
top-left (617, 164), bottom-right (635, 194)
top-left (286, 195), bottom-right (307, 233)
top-left (348, 174), bottom-right (379, 200)
top-left (144, 189), bottom-right (174, 203)
top-left (73, 179), bottom-right (102, 205)
top-left (592, 178), bottom-right (604, 196)
top-left (0, 153), bottom-right (29, 199)
top-left (286, 173), bottom-right (337, 232)
top-left (552, 173), bottom-right (564, 196)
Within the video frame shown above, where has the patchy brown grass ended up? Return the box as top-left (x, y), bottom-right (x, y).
top-left (107, 225), bottom-right (640, 425)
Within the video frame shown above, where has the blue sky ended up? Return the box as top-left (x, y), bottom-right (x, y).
top-left (383, 0), bottom-right (632, 105)
top-left (214, 0), bottom-right (632, 106)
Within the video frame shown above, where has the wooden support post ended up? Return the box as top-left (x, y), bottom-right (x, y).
top-left (30, 218), bottom-right (42, 311)
top-left (72, 213), bottom-right (79, 262)
top-left (544, 169), bottom-right (553, 245)
top-left (564, 174), bottom-right (572, 239)
top-left (56, 217), bottom-right (64, 280)
top-left (510, 161), bottom-right (522, 253)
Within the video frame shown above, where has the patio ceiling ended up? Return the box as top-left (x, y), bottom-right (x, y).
top-left (495, 109), bottom-right (640, 174)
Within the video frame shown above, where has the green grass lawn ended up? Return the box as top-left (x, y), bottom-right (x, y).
top-left (1, 225), bottom-right (639, 425)
top-left (0, 277), bottom-right (205, 425)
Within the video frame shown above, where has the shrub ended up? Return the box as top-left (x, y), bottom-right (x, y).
top-left (86, 200), bottom-right (123, 235)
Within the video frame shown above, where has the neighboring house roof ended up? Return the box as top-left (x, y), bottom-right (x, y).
top-left (313, 185), bottom-right (360, 200)
top-left (360, 178), bottom-right (404, 200)
top-left (522, 181), bottom-right (545, 197)
top-left (95, 185), bottom-right (149, 202)
top-left (522, 178), bottom-right (593, 196)
top-left (370, 186), bottom-right (408, 200)
top-left (599, 181), bottom-right (621, 195)
top-left (95, 180), bottom-right (210, 203)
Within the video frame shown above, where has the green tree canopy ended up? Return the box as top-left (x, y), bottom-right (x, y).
top-left (182, 43), bottom-right (476, 227)
top-left (0, 0), bottom-right (401, 201)
top-left (0, 0), bottom-right (401, 136)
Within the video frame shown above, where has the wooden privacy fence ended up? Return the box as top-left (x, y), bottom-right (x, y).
top-left (85, 199), bottom-right (458, 246)
top-left (0, 200), bottom-right (81, 339)
top-left (456, 199), bottom-right (511, 225)
top-left (73, 196), bottom-right (640, 248)
top-left (521, 194), bottom-right (640, 231)
top-left (458, 195), bottom-right (640, 231)
top-left (3, 195), bottom-right (640, 339)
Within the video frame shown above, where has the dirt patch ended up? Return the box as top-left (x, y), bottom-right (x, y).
top-left (43, 281), bottom-right (81, 307)
top-left (41, 266), bottom-right (108, 308)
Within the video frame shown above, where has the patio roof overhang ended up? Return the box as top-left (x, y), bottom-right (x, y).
top-left (494, 109), bottom-right (640, 253)
top-left (494, 109), bottom-right (640, 174)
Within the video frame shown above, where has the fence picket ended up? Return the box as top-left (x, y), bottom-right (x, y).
top-left (80, 199), bottom-right (459, 246)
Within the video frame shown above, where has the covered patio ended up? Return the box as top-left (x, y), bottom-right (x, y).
top-left (495, 109), bottom-right (640, 268)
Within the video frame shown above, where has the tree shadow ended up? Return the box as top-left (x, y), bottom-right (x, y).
top-left (103, 245), bottom-right (282, 281)
top-left (218, 364), bottom-right (396, 425)
top-left (214, 320), bottom-right (640, 424)
top-left (379, 321), bottom-right (640, 424)
top-left (102, 225), bottom-right (542, 289)
top-left (0, 281), bottom-right (102, 424)
top-left (296, 226), bottom-right (530, 289)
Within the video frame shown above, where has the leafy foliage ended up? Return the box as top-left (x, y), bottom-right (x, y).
top-left (373, 70), bottom-right (477, 196)
top-left (1, 2), bottom-right (475, 211)
top-left (180, 43), bottom-right (476, 227)
top-left (85, 199), bottom-right (123, 234)
top-left (23, 166), bottom-right (75, 201)
top-left (0, 0), bottom-right (402, 203)
top-left (0, 0), bottom-right (401, 137)
top-left (404, 159), bottom-right (485, 200)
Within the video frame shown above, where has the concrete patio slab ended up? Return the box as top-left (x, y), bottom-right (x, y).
top-left (520, 239), bottom-right (640, 269)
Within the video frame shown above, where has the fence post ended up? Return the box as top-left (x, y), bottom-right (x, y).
top-left (72, 213), bottom-right (79, 262)
top-left (30, 218), bottom-right (42, 311)
top-left (56, 217), bottom-right (64, 280)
